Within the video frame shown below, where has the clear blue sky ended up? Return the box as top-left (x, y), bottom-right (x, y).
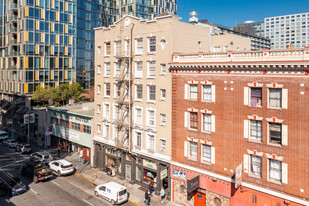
top-left (177, 0), bottom-right (309, 27)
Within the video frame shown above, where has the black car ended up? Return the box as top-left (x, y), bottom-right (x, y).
top-left (15, 144), bottom-right (32, 154)
top-left (21, 161), bottom-right (53, 183)
top-left (0, 173), bottom-right (26, 196)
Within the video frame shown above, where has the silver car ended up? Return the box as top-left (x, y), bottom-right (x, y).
top-left (30, 152), bottom-right (53, 164)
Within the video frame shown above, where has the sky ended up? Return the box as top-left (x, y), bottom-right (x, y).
top-left (177, 0), bottom-right (309, 28)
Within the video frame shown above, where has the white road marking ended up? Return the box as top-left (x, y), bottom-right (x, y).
top-left (31, 189), bottom-right (38, 194)
top-left (52, 181), bottom-right (61, 187)
top-left (5, 199), bottom-right (10, 203)
top-left (7, 172), bottom-right (13, 177)
top-left (9, 156), bottom-right (16, 160)
top-left (82, 199), bottom-right (94, 206)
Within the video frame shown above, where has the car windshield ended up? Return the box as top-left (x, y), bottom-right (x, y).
top-left (0, 134), bottom-right (7, 137)
top-left (43, 156), bottom-right (50, 159)
top-left (61, 164), bottom-right (73, 168)
top-left (25, 145), bottom-right (31, 148)
top-left (119, 189), bottom-right (127, 196)
top-left (11, 140), bottom-right (18, 143)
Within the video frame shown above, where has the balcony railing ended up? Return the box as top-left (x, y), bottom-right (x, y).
top-left (9, 39), bottom-right (17, 44)
top-left (10, 15), bottom-right (18, 21)
top-left (10, 4), bottom-right (18, 10)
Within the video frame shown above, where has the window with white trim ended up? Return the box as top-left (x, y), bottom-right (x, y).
top-left (148, 61), bottom-right (156, 78)
top-left (147, 134), bottom-right (155, 151)
top-left (135, 61), bottom-right (143, 78)
top-left (148, 37), bottom-right (156, 53)
top-left (269, 88), bottom-right (282, 108)
top-left (104, 83), bottom-right (110, 97)
top-left (189, 141), bottom-right (197, 160)
top-left (103, 103), bottom-right (110, 119)
top-left (114, 62), bottom-right (121, 77)
top-left (147, 109), bottom-right (155, 126)
top-left (103, 124), bottom-right (110, 138)
top-left (269, 159), bottom-right (282, 182)
top-left (135, 38), bottom-right (143, 55)
top-left (269, 122), bottom-right (281, 144)
top-left (202, 85), bottom-right (211, 101)
top-left (251, 88), bottom-right (262, 107)
top-left (202, 113), bottom-right (211, 132)
top-left (190, 84), bottom-right (198, 100)
top-left (97, 85), bottom-right (101, 94)
top-left (160, 89), bottom-right (166, 100)
top-left (113, 104), bottom-right (120, 120)
top-left (104, 63), bottom-right (111, 77)
top-left (135, 131), bottom-right (142, 147)
top-left (135, 84), bottom-right (143, 100)
top-left (114, 83), bottom-right (121, 98)
top-left (114, 41), bottom-right (121, 56)
top-left (160, 64), bottom-right (166, 75)
top-left (160, 138), bottom-right (166, 151)
top-left (202, 144), bottom-right (211, 163)
top-left (105, 42), bottom-right (111, 56)
top-left (97, 104), bottom-right (101, 113)
top-left (148, 85), bottom-right (156, 101)
top-left (250, 120), bottom-right (262, 141)
top-left (160, 114), bottom-right (166, 124)
top-left (125, 40), bottom-right (130, 56)
top-left (97, 65), bottom-right (101, 74)
top-left (189, 112), bottom-right (198, 130)
top-left (134, 108), bottom-right (142, 124)
top-left (96, 124), bottom-right (101, 133)
top-left (250, 155), bottom-right (262, 177)
top-left (113, 125), bottom-right (120, 139)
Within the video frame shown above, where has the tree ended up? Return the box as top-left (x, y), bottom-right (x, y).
top-left (69, 83), bottom-right (84, 102)
top-left (31, 86), bottom-right (53, 106)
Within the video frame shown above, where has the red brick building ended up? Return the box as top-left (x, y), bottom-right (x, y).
top-left (169, 49), bottom-right (309, 206)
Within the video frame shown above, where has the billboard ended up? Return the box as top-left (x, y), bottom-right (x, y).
top-left (235, 163), bottom-right (242, 188)
top-left (187, 174), bottom-right (199, 194)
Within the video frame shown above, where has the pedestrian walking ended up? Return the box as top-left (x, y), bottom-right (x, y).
top-left (57, 148), bottom-right (61, 158)
top-left (144, 190), bottom-right (150, 205)
top-left (148, 182), bottom-right (154, 196)
top-left (160, 187), bottom-right (165, 203)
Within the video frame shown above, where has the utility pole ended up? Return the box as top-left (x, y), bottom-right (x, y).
top-left (27, 111), bottom-right (30, 144)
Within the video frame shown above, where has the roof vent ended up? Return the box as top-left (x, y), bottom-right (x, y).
top-left (189, 11), bottom-right (198, 24)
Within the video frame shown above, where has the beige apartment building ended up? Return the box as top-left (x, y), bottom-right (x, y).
top-left (92, 14), bottom-right (209, 197)
top-left (211, 33), bottom-right (251, 52)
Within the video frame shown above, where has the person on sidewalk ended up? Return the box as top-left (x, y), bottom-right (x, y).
top-left (160, 187), bottom-right (165, 203)
top-left (148, 182), bottom-right (154, 196)
top-left (144, 190), bottom-right (150, 205)
top-left (57, 148), bottom-right (61, 158)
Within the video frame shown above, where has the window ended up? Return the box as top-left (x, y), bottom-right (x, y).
top-left (202, 144), bottom-right (211, 163)
top-left (114, 83), bottom-right (121, 98)
top-left (135, 38), bottom-right (143, 54)
top-left (202, 114), bottom-right (211, 132)
top-left (97, 104), bottom-right (101, 113)
top-left (189, 112), bottom-right (198, 129)
top-left (147, 110), bottom-right (155, 126)
top-left (160, 64), bottom-right (166, 74)
top-left (104, 83), bottom-right (111, 96)
top-left (114, 41), bottom-right (121, 56)
top-left (97, 124), bottom-right (101, 133)
top-left (147, 134), bottom-right (155, 151)
top-left (135, 131), bottom-right (142, 147)
top-left (104, 124), bottom-right (110, 138)
top-left (251, 88), bottom-right (262, 107)
top-left (213, 46), bottom-right (221, 52)
top-left (136, 84), bottom-right (143, 100)
top-left (250, 155), bottom-right (262, 177)
top-left (135, 108), bottom-right (142, 124)
top-left (160, 139), bottom-right (166, 151)
top-left (269, 159), bottom-right (282, 181)
top-left (105, 42), bottom-right (111, 56)
top-left (148, 37), bottom-right (156, 53)
top-left (160, 114), bottom-right (166, 124)
top-left (269, 88), bottom-right (282, 108)
top-left (83, 125), bottom-right (91, 134)
top-left (148, 85), bottom-right (156, 101)
top-left (104, 63), bottom-right (110, 77)
top-left (135, 61), bottom-right (143, 78)
top-left (71, 122), bottom-right (80, 131)
top-left (250, 120), bottom-right (262, 141)
top-left (148, 61), bottom-right (156, 78)
top-left (124, 40), bottom-right (130, 56)
top-left (103, 103), bottom-right (110, 119)
top-left (269, 123), bottom-right (281, 144)
top-left (202, 85), bottom-right (211, 101)
top-left (190, 84), bottom-right (198, 100)
top-left (189, 141), bottom-right (197, 160)
top-left (160, 89), bottom-right (166, 100)
top-left (114, 62), bottom-right (121, 77)
top-left (113, 105), bottom-right (120, 120)
top-left (97, 65), bottom-right (101, 74)
top-left (97, 85), bottom-right (101, 94)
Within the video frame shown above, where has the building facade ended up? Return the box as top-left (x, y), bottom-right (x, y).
top-left (264, 12), bottom-right (309, 49)
top-left (234, 21), bottom-right (265, 38)
top-left (169, 49), bottom-right (309, 206)
top-left (93, 15), bottom-right (209, 198)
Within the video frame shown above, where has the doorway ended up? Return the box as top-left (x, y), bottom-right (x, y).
top-left (194, 191), bottom-right (205, 206)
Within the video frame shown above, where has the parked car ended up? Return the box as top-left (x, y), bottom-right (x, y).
top-left (15, 144), bottom-right (32, 154)
top-left (0, 172), bottom-right (26, 196)
top-left (21, 161), bottom-right (53, 183)
top-left (49, 159), bottom-right (75, 177)
top-left (15, 135), bottom-right (27, 143)
top-left (95, 182), bottom-right (128, 205)
top-left (0, 131), bottom-right (9, 142)
top-left (30, 152), bottom-right (53, 165)
top-left (3, 139), bottom-right (19, 148)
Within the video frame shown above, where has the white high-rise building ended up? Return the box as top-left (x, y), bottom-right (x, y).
top-left (264, 13), bottom-right (309, 49)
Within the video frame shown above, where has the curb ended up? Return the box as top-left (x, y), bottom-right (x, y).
top-left (74, 173), bottom-right (140, 206)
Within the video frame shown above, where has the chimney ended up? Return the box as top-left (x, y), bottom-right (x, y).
top-left (189, 11), bottom-right (198, 24)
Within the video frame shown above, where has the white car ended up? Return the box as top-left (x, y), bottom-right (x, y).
top-left (3, 139), bottom-right (19, 148)
top-left (49, 159), bottom-right (75, 177)
top-left (95, 182), bottom-right (128, 205)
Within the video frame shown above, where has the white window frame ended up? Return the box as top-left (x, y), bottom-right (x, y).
top-left (189, 111), bottom-right (198, 130)
top-left (160, 138), bottom-right (166, 151)
top-left (103, 123), bottom-right (110, 138)
top-left (135, 61), bottom-right (143, 78)
top-left (114, 83), bottom-right (121, 98)
top-left (104, 83), bottom-right (111, 97)
top-left (135, 38), bottom-right (143, 55)
top-left (97, 104), bottom-right (101, 114)
top-left (134, 107), bottom-right (143, 125)
top-left (113, 104), bottom-right (120, 120)
top-left (160, 113), bottom-right (166, 125)
top-left (134, 130), bottom-right (142, 148)
top-left (148, 37), bottom-right (156, 53)
top-left (114, 41), bottom-right (121, 56)
top-left (268, 122), bottom-right (282, 145)
top-left (189, 84), bottom-right (198, 100)
top-left (146, 108), bottom-right (156, 127)
top-left (160, 89), bottom-right (166, 101)
top-left (97, 65), bottom-right (101, 74)
top-left (147, 85), bottom-right (156, 102)
top-left (250, 155), bottom-right (262, 177)
top-left (104, 62), bottom-right (111, 77)
top-left (201, 144), bottom-right (211, 163)
top-left (250, 120), bottom-right (262, 141)
top-left (189, 141), bottom-right (197, 161)
top-left (268, 159), bottom-right (282, 182)
top-left (268, 88), bottom-right (282, 108)
top-left (147, 61), bottom-right (156, 78)
top-left (135, 84), bottom-right (143, 101)
top-left (114, 62), bottom-right (121, 77)
top-left (202, 85), bottom-right (212, 101)
top-left (160, 64), bottom-right (166, 75)
top-left (202, 113), bottom-right (211, 132)
top-left (146, 132), bottom-right (155, 151)
top-left (104, 42), bottom-right (111, 56)
top-left (103, 103), bottom-right (110, 119)
top-left (97, 85), bottom-right (101, 94)
top-left (96, 123), bottom-right (101, 134)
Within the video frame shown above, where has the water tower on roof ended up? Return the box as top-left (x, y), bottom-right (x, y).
top-left (189, 11), bottom-right (198, 24)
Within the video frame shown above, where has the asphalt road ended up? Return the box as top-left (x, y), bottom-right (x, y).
top-left (0, 142), bottom-right (135, 206)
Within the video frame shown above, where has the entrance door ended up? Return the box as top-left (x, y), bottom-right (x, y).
top-left (125, 164), bottom-right (131, 180)
top-left (194, 191), bottom-right (205, 206)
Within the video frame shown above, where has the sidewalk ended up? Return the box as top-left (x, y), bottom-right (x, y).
top-left (73, 166), bottom-right (178, 206)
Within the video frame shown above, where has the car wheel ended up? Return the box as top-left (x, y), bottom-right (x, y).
top-left (111, 200), bottom-right (115, 205)
top-left (95, 191), bottom-right (99, 197)
top-left (33, 176), bottom-right (39, 183)
top-left (21, 169), bottom-right (26, 176)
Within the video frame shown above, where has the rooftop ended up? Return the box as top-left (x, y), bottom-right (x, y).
top-left (48, 102), bottom-right (94, 117)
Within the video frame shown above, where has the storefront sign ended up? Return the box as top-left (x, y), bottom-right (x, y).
top-left (160, 169), bottom-right (168, 179)
top-left (172, 169), bottom-right (186, 180)
top-left (60, 129), bottom-right (80, 141)
top-left (187, 174), bottom-right (199, 194)
top-left (45, 125), bottom-right (53, 135)
top-left (235, 163), bottom-right (242, 188)
top-left (143, 159), bottom-right (157, 170)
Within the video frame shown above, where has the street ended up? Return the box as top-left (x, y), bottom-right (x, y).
top-left (0, 142), bottom-right (135, 206)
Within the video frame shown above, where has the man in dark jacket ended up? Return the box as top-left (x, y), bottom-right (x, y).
top-left (145, 190), bottom-right (150, 205)
top-left (148, 182), bottom-right (154, 195)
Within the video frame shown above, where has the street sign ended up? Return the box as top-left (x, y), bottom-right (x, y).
top-left (187, 174), bottom-right (199, 194)
top-left (24, 113), bottom-right (35, 124)
top-left (235, 163), bottom-right (242, 188)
